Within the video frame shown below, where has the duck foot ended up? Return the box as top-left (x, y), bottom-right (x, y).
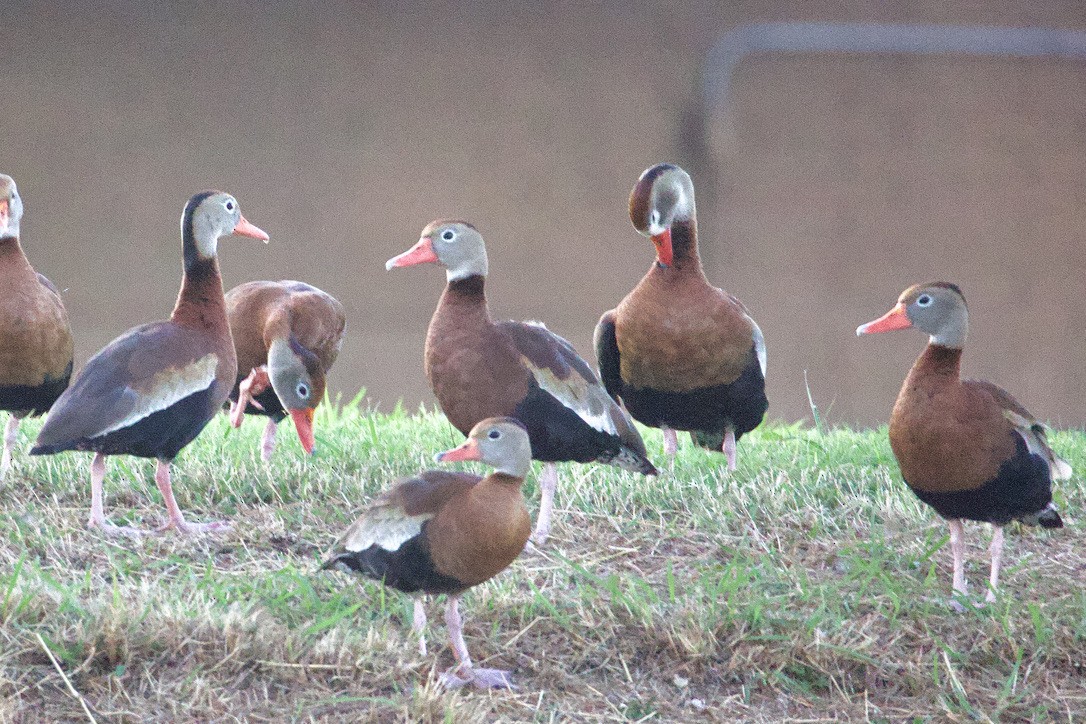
top-left (440, 666), bottom-right (517, 690)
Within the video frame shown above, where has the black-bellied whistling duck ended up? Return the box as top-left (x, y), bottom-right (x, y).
top-left (595, 163), bottom-right (767, 469)
top-left (857, 282), bottom-right (1069, 607)
top-left (225, 280), bottom-right (345, 460)
top-left (385, 220), bottom-right (656, 545)
top-left (322, 417), bottom-right (532, 689)
top-left (31, 191), bottom-right (269, 536)
top-left (0, 174), bottom-right (73, 477)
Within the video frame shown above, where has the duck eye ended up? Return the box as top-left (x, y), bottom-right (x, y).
top-left (225, 200), bottom-right (235, 211)
top-left (441, 229), bottom-right (456, 241)
top-left (488, 429), bottom-right (501, 440)
top-left (650, 210), bottom-right (660, 225)
top-left (296, 383), bottom-right (310, 399)
top-left (917, 295), bottom-right (932, 307)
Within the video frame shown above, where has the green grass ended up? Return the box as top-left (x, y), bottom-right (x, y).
top-left (0, 403), bottom-right (1083, 722)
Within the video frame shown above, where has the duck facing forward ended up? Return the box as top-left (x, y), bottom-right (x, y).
top-left (31, 191), bottom-right (269, 536)
top-left (595, 163), bottom-right (767, 469)
top-left (322, 417), bottom-right (532, 689)
top-left (225, 280), bottom-right (345, 460)
top-left (857, 282), bottom-right (1069, 607)
top-left (386, 220), bottom-right (656, 545)
top-left (0, 174), bottom-right (73, 477)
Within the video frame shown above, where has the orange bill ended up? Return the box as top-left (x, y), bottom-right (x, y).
top-left (856, 303), bottom-right (912, 336)
top-left (289, 408), bottom-right (316, 454)
top-left (233, 215), bottom-right (270, 242)
top-left (434, 437), bottom-right (481, 463)
top-left (385, 237), bottom-right (438, 270)
top-left (651, 228), bottom-right (673, 268)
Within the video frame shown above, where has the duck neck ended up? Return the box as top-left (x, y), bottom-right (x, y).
top-left (439, 274), bottom-right (491, 320)
top-left (171, 256), bottom-right (228, 331)
top-left (488, 470), bottom-right (528, 487)
top-left (911, 343), bottom-right (963, 382)
top-left (670, 218), bottom-right (702, 270)
top-left (0, 236), bottom-right (35, 279)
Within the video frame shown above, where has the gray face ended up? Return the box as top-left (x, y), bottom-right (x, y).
top-left (900, 284), bottom-right (969, 346)
top-left (0, 174), bottom-right (25, 239)
top-left (471, 418), bottom-right (532, 476)
top-left (425, 221), bottom-right (488, 281)
top-left (189, 192), bottom-right (243, 258)
top-left (268, 339), bottom-right (318, 411)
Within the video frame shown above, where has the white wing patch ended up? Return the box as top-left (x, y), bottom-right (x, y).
top-left (525, 357), bottom-right (619, 436)
top-left (746, 315), bottom-right (767, 377)
top-left (342, 503), bottom-right (433, 553)
top-left (93, 353), bottom-right (218, 437)
top-left (1004, 409), bottom-right (1073, 480)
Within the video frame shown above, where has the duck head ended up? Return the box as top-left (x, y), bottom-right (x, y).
top-left (182, 191), bottom-right (269, 264)
top-left (267, 336), bottom-right (324, 454)
top-left (856, 282), bottom-right (968, 348)
top-left (628, 163), bottom-right (696, 269)
top-left (435, 417), bottom-right (531, 478)
top-left (0, 174), bottom-right (25, 240)
top-left (386, 220), bottom-right (488, 282)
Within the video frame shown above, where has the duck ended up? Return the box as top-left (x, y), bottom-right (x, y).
top-left (857, 282), bottom-right (1069, 607)
top-left (0, 174), bottom-right (73, 477)
top-left (595, 163), bottom-right (767, 469)
top-left (385, 220), bottom-right (656, 545)
top-left (31, 191), bottom-right (269, 536)
top-left (225, 280), bottom-right (345, 460)
top-left (322, 416), bottom-right (532, 690)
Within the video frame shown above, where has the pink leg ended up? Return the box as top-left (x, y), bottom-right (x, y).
top-left (439, 595), bottom-right (514, 690)
top-left (155, 460), bottom-right (230, 535)
top-left (662, 427), bottom-right (678, 458)
top-left (413, 598), bottom-right (428, 657)
top-left (723, 427), bottom-right (737, 471)
top-left (86, 453), bottom-right (144, 538)
top-left (260, 418), bottom-right (278, 462)
top-left (1, 415), bottom-right (19, 477)
top-left (229, 366), bottom-right (270, 428)
top-left (530, 463), bottom-right (558, 546)
top-left (986, 526), bottom-right (1004, 604)
top-left (948, 519), bottom-right (968, 611)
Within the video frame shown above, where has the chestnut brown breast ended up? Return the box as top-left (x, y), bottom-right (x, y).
top-left (424, 277), bottom-right (530, 435)
top-left (0, 241), bottom-right (73, 388)
top-left (615, 268), bottom-right (755, 392)
top-left (889, 345), bottom-right (1017, 494)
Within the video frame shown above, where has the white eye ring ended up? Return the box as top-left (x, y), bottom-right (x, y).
top-left (225, 200), bottom-right (235, 211)
top-left (296, 383), bottom-right (310, 398)
top-left (917, 295), bottom-right (932, 307)
top-left (441, 229), bottom-right (456, 241)
top-left (650, 210), bottom-right (660, 225)
top-left (487, 429), bottom-right (501, 440)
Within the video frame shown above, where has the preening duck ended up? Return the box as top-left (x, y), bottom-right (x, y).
top-left (225, 280), bottom-right (345, 460)
top-left (595, 163), bottom-right (767, 469)
top-left (0, 174), bottom-right (73, 477)
top-left (322, 417), bottom-right (533, 689)
top-left (31, 191), bottom-right (269, 536)
top-left (857, 282), bottom-right (1069, 607)
top-left (386, 220), bottom-right (656, 545)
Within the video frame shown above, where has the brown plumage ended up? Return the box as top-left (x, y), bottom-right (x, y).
top-left (322, 417), bottom-right (532, 689)
top-left (31, 191), bottom-right (269, 537)
top-left (386, 220), bottom-right (656, 546)
top-left (225, 280), bottom-right (345, 460)
top-left (858, 282), bottom-right (1069, 608)
top-left (595, 163), bottom-right (767, 468)
top-left (0, 174), bottom-right (73, 477)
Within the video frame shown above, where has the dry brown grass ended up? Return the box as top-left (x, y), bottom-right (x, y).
top-left (0, 412), bottom-right (1083, 722)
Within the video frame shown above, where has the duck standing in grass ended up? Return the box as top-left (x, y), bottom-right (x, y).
top-left (386, 220), bottom-right (656, 545)
top-left (225, 280), bottom-right (345, 460)
top-left (857, 282), bottom-right (1069, 607)
top-left (31, 191), bottom-right (269, 536)
top-left (322, 417), bottom-right (532, 689)
top-left (595, 163), bottom-right (767, 469)
top-left (0, 174), bottom-right (73, 477)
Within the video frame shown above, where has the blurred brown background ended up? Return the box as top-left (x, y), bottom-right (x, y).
top-left (4, 1), bottom-right (1085, 428)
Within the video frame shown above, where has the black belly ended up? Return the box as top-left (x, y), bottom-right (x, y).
top-left (32, 385), bottom-right (221, 461)
top-left (225, 375), bottom-right (287, 422)
top-left (0, 361), bottom-right (73, 416)
top-left (324, 526), bottom-right (468, 595)
top-left (620, 347), bottom-right (768, 442)
top-left (907, 435), bottom-right (1060, 526)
